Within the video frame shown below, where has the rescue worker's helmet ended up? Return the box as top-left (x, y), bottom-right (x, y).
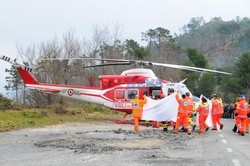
top-left (186, 92), bottom-right (190, 96)
top-left (240, 94), bottom-right (245, 98)
top-left (182, 94), bottom-right (186, 98)
top-left (213, 94), bottom-right (217, 98)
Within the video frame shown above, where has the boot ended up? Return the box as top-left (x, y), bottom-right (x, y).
top-left (232, 125), bottom-right (237, 133)
top-left (163, 127), bottom-right (168, 132)
top-left (205, 127), bottom-right (209, 131)
top-left (192, 125), bottom-right (196, 130)
top-left (220, 124), bottom-right (224, 130)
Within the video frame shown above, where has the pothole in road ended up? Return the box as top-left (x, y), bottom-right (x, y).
top-left (34, 128), bottom-right (197, 154)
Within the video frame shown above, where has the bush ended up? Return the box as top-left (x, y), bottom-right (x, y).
top-left (53, 105), bottom-right (69, 115)
top-left (0, 94), bottom-right (12, 110)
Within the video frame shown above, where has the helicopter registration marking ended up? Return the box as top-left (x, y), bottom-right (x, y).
top-left (114, 102), bottom-right (132, 109)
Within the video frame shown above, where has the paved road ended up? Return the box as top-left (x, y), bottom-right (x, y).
top-left (0, 119), bottom-right (249, 166)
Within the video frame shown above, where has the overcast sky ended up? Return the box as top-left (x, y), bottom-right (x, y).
top-left (0, 0), bottom-right (250, 95)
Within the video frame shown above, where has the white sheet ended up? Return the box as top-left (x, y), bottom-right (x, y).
top-left (142, 92), bottom-right (178, 122)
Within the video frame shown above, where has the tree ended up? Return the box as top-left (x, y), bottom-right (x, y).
top-left (186, 48), bottom-right (207, 68)
top-left (234, 51), bottom-right (250, 91)
top-left (217, 52), bottom-right (250, 102)
top-left (141, 27), bottom-right (173, 51)
top-left (4, 65), bottom-right (22, 101)
top-left (184, 48), bottom-right (215, 96)
top-left (126, 39), bottom-right (147, 59)
top-left (196, 74), bottom-right (215, 97)
top-left (187, 17), bottom-right (205, 33)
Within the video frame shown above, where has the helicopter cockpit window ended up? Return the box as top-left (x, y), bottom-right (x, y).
top-left (115, 90), bottom-right (125, 100)
top-left (127, 90), bottom-right (138, 100)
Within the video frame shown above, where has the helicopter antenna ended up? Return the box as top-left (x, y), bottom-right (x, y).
top-left (170, 77), bottom-right (175, 83)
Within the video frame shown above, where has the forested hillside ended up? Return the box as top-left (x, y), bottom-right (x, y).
top-left (176, 16), bottom-right (250, 68)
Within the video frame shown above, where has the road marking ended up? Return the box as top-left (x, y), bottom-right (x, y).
top-left (219, 134), bottom-right (224, 138)
top-left (222, 139), bottom-right (228, 144)
top-left (226, 148), bottom-right (233, 152)
top-left (232, 159), bottom-right (241, 166)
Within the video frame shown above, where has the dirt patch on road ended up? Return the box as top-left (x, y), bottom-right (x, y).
top-left (34, 128), bottom-right (197, 154)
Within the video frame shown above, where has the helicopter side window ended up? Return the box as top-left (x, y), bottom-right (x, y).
top-left (115, 90), bottom-right (125, 100)
top-left (127, 90), bottom-right (138, 100)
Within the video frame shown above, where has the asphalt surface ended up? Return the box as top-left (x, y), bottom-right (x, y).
top-left (0, 119), bottom-right (249, 166)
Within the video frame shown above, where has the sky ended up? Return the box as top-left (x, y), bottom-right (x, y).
top-left (0, 0), bottom-right (250, 95)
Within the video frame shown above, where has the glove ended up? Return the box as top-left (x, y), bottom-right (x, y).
top-left (235, 113), bottom-right (238, 116)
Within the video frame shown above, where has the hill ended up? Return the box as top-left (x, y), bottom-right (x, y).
top-left (175, 17), bottom-right (250, 68)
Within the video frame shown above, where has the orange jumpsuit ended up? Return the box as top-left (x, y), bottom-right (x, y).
top-left (234, 101), bottom-right (241, 129)
top-left (174, 94), bottom-right (191, 134)
top-left (197, 102), bottom-right (209, 134)
top-left (235, 99), bottom-right (249, 135)
top-left (212, 97), bottom-right (223, 130)
top-left (132, 97), bottom-right (147, 131)
top-left (217, 98), bottom-right (224, 127)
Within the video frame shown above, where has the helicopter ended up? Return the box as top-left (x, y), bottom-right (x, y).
top-left (0, 55), bottom-right (231, 122)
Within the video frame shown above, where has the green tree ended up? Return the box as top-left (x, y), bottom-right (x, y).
top-left (218, 52), bottom-right (250, 102)
top-left (186, 48), bottom-right (207, 68)
top-left (126, 39), bottom-right (147, 59)
top-left (234, 51), bottom-right (250, 91)
top-left (184, 48), bottom-right (215, 96)
top-left (4, 65), bottom-right (22, 101)
top-left (196, 74), bottom-right (215, 97)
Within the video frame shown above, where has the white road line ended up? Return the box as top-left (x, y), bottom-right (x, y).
top-left (232, 159), bottom-right (241, 166)
top-left (226, 148), bottom-right (233, 152)
top-left (219, 134), bottom-right (224, 138)
top-left (222, 139), bottom-right (228, 144)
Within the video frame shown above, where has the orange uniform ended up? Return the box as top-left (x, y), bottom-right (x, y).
top-left (235, 98), bottom-right (249, 135)
top-left (234, 101), bottom-right (241, 129)
top-left (197, 102), bottom-right (209, 134)
top-left (174, 94), bottom-right (191, 134)
top-left (211, 97), bottom-right (223, 130)
top-left (132, 97), bottom-right (147, 131)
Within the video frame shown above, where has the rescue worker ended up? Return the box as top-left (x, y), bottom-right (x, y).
top-left (132, 95), bottom-right (147, 131)
top-left (174, 92), bottom-right (191, 135)
top-left (232, 97), bottom-right (240, 133)
top-left (186, 92), bottom-right (195, 130)
top-left (217, 96), bottom-right (224, 129)
top-left (235, 94), bottom-right (249, 136)
top-left (211, 94), bottom-right (224, 130)
top-left (197, 97), bottom-right (209, 134)
top-left (162, 88), bottom-right (174, 132)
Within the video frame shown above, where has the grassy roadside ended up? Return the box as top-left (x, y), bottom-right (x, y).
top-left (0, 104), bottom-right (124, 132)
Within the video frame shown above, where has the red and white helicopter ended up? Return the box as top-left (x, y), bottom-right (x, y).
top-left (1, 55), bottom-right (231, 121)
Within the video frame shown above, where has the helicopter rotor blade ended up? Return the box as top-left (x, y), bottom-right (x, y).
top-left (150, 62), bottom-right (232, 75)
top-left (83, 62), bottom-right (132, 68)
top-left (42, 57), bottom-right (133, 63)
top-left (41, 57), bottom-right (232, 75)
